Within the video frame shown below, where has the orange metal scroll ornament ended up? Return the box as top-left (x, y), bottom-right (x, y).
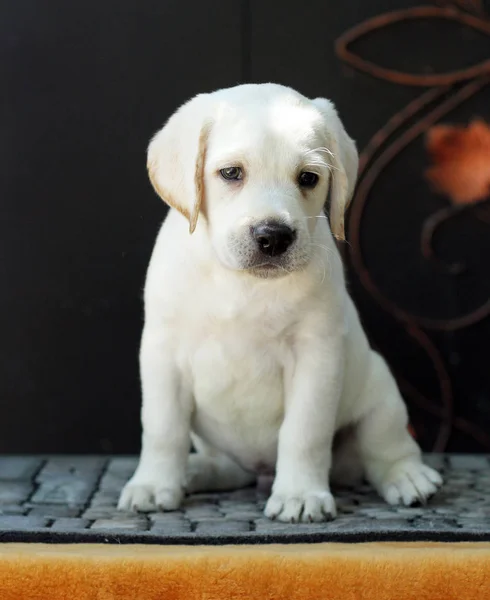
top-left (335, 0), bottom-right (490, 451)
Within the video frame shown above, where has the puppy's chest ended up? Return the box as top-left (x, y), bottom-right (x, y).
top-left (185, 316), bottom-right (293, 398)
top-left (186, 327), bottom-right (290, 467)
top-left (177, 295), bottom-right (296, 434)
top-left (175, 282), bottom-right (299, 364)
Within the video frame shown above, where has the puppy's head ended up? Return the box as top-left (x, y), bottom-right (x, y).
top-left (148, 84), bottom-right (358, 278)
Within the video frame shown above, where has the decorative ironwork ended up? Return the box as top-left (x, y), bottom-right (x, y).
top-left (335, 1), bottom-right (490, 451)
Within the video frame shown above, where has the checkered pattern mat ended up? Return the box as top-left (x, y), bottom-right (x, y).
top-left (1, 454), bottom-right (489, 544)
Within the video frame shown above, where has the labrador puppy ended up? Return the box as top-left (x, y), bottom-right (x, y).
top-left (118, 83), bottom-right (442, 522)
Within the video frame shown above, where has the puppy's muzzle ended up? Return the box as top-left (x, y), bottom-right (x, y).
top-left (251, 221), bottom-right (296, 257)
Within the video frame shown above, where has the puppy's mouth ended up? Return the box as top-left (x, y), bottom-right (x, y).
top-left (249, 261), bottom-right (289, 279)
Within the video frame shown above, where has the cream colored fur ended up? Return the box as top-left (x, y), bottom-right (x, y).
top-left (118, 84), bottom-right (442, 523)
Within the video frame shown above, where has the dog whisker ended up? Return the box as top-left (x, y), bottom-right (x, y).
top-left (315, 255), bottom-right (327, 286)
top-left (309, 238), bottom-right (335, 254)
top-left (303, 161), bottom-right (340, 176)
top-left (304, 146), bottom-right (335, 158)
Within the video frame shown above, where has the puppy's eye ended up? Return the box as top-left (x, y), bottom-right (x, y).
top-left (220, 167), bottom-right (243, 181)
top-left (298, 172), bottom-right (319, 188)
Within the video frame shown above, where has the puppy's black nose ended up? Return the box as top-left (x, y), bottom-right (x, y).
top-left (252, 221), bottom-right (296, 257)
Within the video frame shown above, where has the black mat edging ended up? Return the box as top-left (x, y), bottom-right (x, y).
top-left (2, 528), bottom-right (490, 546)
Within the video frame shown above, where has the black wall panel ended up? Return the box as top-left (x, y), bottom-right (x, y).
top-left (0, 0), bottom-right (241, 452)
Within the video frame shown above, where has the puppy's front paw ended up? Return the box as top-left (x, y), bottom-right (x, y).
top-left (380, 460), bottom-right (443, 506)
top-left (264, 490), bottom-right (337, 523)
top-left (118, 479), bottom-right (184, 513)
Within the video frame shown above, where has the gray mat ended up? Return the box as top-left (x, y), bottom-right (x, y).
top-left (1, 454), bottom-right (489, 545)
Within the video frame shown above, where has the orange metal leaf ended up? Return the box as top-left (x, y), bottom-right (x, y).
top-left (425, 120), bottom-right (490, 204)
top-left (335, 6), bottom-right (490, 86)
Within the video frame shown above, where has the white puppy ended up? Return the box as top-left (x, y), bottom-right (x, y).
top-left (118, 83), bottom-right (442, 523)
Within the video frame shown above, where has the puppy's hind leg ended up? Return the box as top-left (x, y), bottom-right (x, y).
top-left (356, 352), bottom-right (443, 506)
top-left (186, 435), bottom-right (257, 494)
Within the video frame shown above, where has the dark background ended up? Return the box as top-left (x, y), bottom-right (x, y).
top-left (1, 0), bottom-right (489, 453)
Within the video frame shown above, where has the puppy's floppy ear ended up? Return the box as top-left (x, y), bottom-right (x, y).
top-left (147, 94), bottom-right (214, 234)
top-left (311, 98), bottom-right (359, 241)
